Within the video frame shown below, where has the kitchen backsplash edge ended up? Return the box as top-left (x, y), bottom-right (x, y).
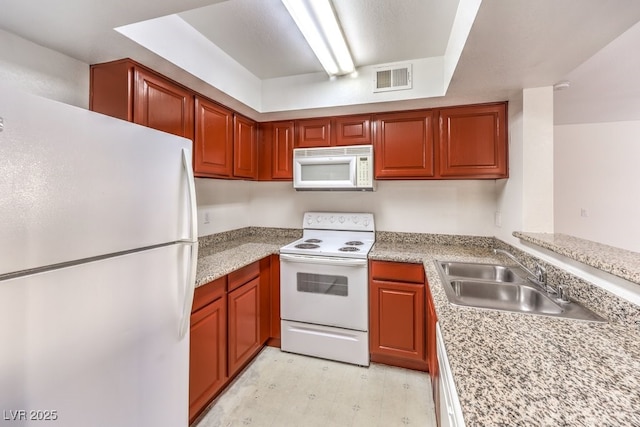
top-left (514, 231), bottom-right (640, 285)
top-left (494, 238), bottom-right (640, 330)
top-left (196, 227), bottom-right (639, 328)
top-left (198, 226), bottom-right (302, 249)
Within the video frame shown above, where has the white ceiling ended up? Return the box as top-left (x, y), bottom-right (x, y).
top-left (178, 0), bottom-right (460, 79)
top-left (1, 0), bottom-right (640, 122)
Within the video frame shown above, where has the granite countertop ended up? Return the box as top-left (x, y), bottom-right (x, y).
top-left (196, 230), bottom-right (640, 425)
top-left (195, 230), bottom-right (298, 287)
top-left (370, 241), bottom-right (640, 426)
top-left (515, 231), bottom-right (640, 285)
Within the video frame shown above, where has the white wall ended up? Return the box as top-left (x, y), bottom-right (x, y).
top-left (196, 179), bottom-right (498, 236)
top-left (497, 87), bottom-right (555, 244)
top-left (555, 121), bottom-right (640, 252)
top-left (195, 179), bottom-right (252, 236)
top-left (498, 89), bottom-right (640, 305)
top-left (0, 29), bottom-right (89, 108)
top-left (522, 87), bottom-right (554, 232)
top-left (495, 93), bottom-right (523, 246)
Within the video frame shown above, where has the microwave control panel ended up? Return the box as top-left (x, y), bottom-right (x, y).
top-left (357, 156), bottom-right (373, 187)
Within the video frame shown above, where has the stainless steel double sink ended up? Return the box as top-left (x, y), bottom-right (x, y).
top-left (435, 261), bottom-right (605, 322)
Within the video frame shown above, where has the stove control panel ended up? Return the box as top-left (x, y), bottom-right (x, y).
top-left (303, 212), bottom-right (375, 231)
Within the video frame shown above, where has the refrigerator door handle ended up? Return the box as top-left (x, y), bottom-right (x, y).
top-left (179, 148), bottom-right (198, 339)
top-left (181, 148), bottom-right (198, 244)
top-left (179, 242), bottom-right (198, 339)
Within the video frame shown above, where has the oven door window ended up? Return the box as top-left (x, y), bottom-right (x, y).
top-left (297, 272), bottom-right (348, 297)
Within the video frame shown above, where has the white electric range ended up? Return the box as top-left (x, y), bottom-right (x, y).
top-left (279, 212), bottom-right (375, 366)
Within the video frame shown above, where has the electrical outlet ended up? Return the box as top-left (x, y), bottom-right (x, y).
top-left (204, 212), bottom-right (210, 224)
top-left (580, 208), bottom-right (588, 218)
top-left (494, 211), bottom-right (502, 227)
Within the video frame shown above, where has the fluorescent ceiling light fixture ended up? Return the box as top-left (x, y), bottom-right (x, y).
top-left (282, 0), bottom-right (355, 76)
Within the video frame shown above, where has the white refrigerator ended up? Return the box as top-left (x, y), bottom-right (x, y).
top-left (0, 85), bottom-right (198, 426)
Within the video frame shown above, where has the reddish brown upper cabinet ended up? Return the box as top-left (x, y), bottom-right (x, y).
top-left (233, 114), bottom-right (258, 179)
top-left (296, 118), bottom-right (332, 148)
top-left (334, 115), bottom-right (372, 146)
top-left (260, 121), bottom-right (295, 180)
top-left (189, 277), bottom-right (227, 424)
top-left (227, 262), bottom-right (261, 378)
top-left (374, 111), bottom-right (436, 179)
top-left (90, 59), bottom-right (194, 140)
top-left (194, 97), bottom-right (234, 178)
top-left (438, 103), bottom-right (508, 178)
top-left (369, 261), bottom-right (428, 371)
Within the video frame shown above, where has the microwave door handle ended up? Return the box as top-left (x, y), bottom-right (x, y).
top-left (280, 254), bottom-right (367, 267)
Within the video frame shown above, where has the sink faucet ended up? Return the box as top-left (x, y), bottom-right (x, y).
top-left (492, 249), bottom-right (555, 295)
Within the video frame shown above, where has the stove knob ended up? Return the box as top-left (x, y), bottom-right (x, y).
top-left (306, 216), bottom-right (313, 225)
top-left (339, 216), bottom-right (345, 223)
top-left (363, 219), bottom-right (370, 226)
top-left (316, 215), bottom-right (322, 223)
top-left (352, 216), bottom-right (359, 223)
top-left (329, 216), bottom-right (335, 223)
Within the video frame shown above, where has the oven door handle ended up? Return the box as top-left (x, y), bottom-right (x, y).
top-left (280, 253), bottom-right (368, 267)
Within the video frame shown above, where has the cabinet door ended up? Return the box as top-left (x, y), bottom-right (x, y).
top-left (296, 118), bottom-right (331, 148)
top-left (189, 296), bottom-right (226, 423)
top-left (228, 277), bottom-right (260, 376)
top-left (233, 114), bottom-right (258, 179)
top-left (259, 257), bottom-right (272, 345)
top-left (374, 111), bottom-right (435, 178)
top-left (370, 279), bottom-right (425, 362)
top-left (269, 254), bottom-right (281, 344)
top-left (272, 121), bottom-right (295, 179)
top-left (194, 97), bottom-right (233, 177)
top-left (334, 115), bottom-right (371, 146)
top-left (133, 68), bottom-right (194, 140)
top-left (438, 103), bottom-right (507, 178)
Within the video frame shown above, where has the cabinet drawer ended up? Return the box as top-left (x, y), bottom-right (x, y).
top-left (370, 261), bottom-right (425, 283)
top-left (192, 276), bottom-right (226, 313)
top-left (228, 261), bottom-right (260, 292)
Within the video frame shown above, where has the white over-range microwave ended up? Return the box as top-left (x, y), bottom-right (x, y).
top-left (293, 144), bottom-right (375, 191)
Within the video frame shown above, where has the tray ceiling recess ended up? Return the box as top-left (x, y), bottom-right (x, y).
top-left (115, 0), bottom-right (480, 113)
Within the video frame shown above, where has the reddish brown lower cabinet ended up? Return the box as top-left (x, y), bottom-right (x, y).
top-left (227, 270), bottom-right (261, 377)
top-left (188, 256), bottom-right (278, 423)
top-left (369, 261), bottom-right (428, 371)
top-left (189, 277), bottom-right (227, 424)
top-left (259, 257), bottom-right (272, 344)
top-left (268, 254), bottom-right (281, 345)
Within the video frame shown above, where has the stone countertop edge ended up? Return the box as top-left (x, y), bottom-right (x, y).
top-left (514, 231), bottom-right (640, 285)
top-left (195, 233), bottom-right (298, 287)
top-left (370, 241), bottom-right (640, 427)
top-left (196, 231), bottom-right (640, 426)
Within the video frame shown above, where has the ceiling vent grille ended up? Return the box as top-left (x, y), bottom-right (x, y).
top-left (374, 64), bottom-right (412, 93)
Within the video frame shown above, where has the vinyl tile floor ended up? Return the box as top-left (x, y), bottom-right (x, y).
top-left (194, 347), bottom-right (437, 427)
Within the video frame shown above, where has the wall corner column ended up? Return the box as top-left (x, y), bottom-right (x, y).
top-left (522, 86), bottom-right (554, 232)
